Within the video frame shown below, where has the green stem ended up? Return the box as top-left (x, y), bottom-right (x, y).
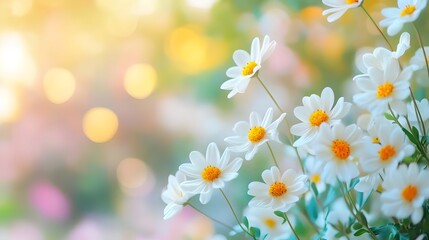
top-left (187, 202), bottom-right (236, 232)
top-left (337, 180), bottom-right (378, 240)
top-left (219, 189), bottom-right (255, 239)
top-left (297, 204), bottom-right (321, 234)
top-left (360, 5), bottom-right (393, 51)
top-left (412, 22), bottom-right (429, 82)
top-left (284, 212), bottom-right (301, 240)
top-left (255, 74), bottom-right (284, 113)
top-left (255, 74), bottom-right (306, 174)
top-left (409, 86), bottom-right (427, 136)
top-left (267, 142), bottom-right (280, 169)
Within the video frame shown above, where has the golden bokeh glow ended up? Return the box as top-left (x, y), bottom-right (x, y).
top-left (166, 26), bottom-right (227, 74)
top-left (82, 108), bottom-right (119, 143)
top-left (43, 68), bottom-right (76, 104)
top-left (0, 33), bottom-right (36, 86)
top-left (0, 86), bottom-right (20, 123)
top-left (117, 158), bottom-right (148, 189)
top-left (124, 64), bottom-right (157, 99)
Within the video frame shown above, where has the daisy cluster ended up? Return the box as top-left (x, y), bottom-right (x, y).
top-left (162, 0), bottom-right (429, 239)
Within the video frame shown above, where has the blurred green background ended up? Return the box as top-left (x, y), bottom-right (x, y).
top-left (0, 0), bottom-right (427, 239)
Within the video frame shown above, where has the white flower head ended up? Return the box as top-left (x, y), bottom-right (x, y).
top-left (410, 46), bottom-right (429, 70)
top-left (179, 142), bottom-right (243, 204)
top-left (358, 32), bottom-right (411, 75)
top-left (359, 123), bottom-right (415, 173)
top-left (244, 206), bottom-right (293, 240)
top-left (380, 0), bottom-right (428, 36)
top-left (305, 155), bottom-right (326, 194)
top-left (313, 123), bottom-right (366, 184)
top-left (161, 171), bottom-right (193, 219)
top-left (355, 170), bottom-right (385, 197)
top-left (381, 163), bottom-right (429, 224)
top-left (291, 87), bottom-right (352, 147)
top-left (406, 98), bottom-right (429, 134)
top-left (353, 58), bottom-right (413, 115)
top-left (225, 108), bottom-right (286, 160)
top-left (248, 166), bottom-right (307, 211)
top-left (322, 0), bottom-right (363, 23)
top-left (221, 35), bottom-right (276, 98)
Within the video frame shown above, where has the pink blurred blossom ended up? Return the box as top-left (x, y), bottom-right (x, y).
top-left (29, 181), bottom-right (70, 220)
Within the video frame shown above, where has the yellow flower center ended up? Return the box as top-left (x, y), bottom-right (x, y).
top-left (402, 185), bottom-right (418, 202)
top-left (378, 145), bottom-right (396, 162)
top-left (311, 173), bottom-right (321, 184)
top-left (269, 182), bottom-right (287, 197)
top-left (376, 82), bottom-right (394, 98)
top-left (201, 165), bottom-right (222, 182)
top-left (263, 218), bottom-right (277, 229)
top-left (331, 139), bottom-right (351, 160)
top-left (372, 137), bottom-right (380, 144)
top-left (346, 0), bottom-right (359, 4)
top-left (400, 5), bottom-right (416, 17)
top-left (242, 61), bottom-right (258, 76)
top-left (248, 126), bottom-right (266, 143)
top-left (376, 184), bottom-right (383, 193)
top-left (309, 109), bottom-right (329, 127)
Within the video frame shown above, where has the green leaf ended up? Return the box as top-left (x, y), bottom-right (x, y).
top-left (354, 229), bottom-right (369, 236)
top-left (411, 126), bottom-right (420, 138)
top-left (402, 127), bottom-right (419, 146)
top-left (307, 197), bottom-right (319, 222)
top-left (274, 211), bottom-right (286, 224)
top-left (353, 222), bottom-right (363, 230)
top-left (384, 113), bottom-right (395, 121)
top-left (311, 182), bottom-right (319, 197)
top-left (250, 227), bottom-right (261, 238)
top-left (242, 216), bottom-right (249, 229)
top-left (349, 178), bottom-right (360, 190)
top-left (357, 212), bottom-right (368, 227)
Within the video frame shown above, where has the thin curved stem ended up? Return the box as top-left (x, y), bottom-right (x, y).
top-left (296, 204), bottom-right (321, 234)
top-left (255, 74), bottom-right (306, 174)
top-left (266, 142), bottom-right (280, 169)
top-left (219, 189), bottom-right (255, 239)
top-left (284, 212), bottom-right (301, 240)
top-left (255, 74), bottom-right (284, 113)
top-left (360, 5), bottom-right (393, 51)
top-left (337, 179), bottom-right (378, 240)
top-left (409, 87), bottom-right (426, 135)
top-left (413, 22), bottom-right (429, 82)
top-left (187, 202), bottom-right (236, 232)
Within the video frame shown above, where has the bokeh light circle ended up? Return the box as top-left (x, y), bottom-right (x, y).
top-left (123, 64), bottom-right (157, 99)
top-left (43, 68), bottom-right (76, 104)
top-left (116, 158), bottom-right (148, 189)
top-left (82, 107), bottom-right (119, 143)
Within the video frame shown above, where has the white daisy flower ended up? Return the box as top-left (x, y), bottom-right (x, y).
top-left (353, 58), bottom-right (413, 115)
top-left (248, 166), bottom-right (307, 211)
top-left (244, 206), bottom-right (293, 240)
top-left (179, 142), bottom-right (243, 204)
top-left (410, 46), bottom-right (429, 70)
top-left (324, 199), bottom-right (371, 240)
top-left (322, 0), bottom-right (363, 23)
top-left (406, 98), bottom-right (429, 134)
top-left (380, 0), bottom-right (428, 36)
top-left (356, 32), bottom-right (410, 77)
top-left (381, 163), bottom-right (429, 224)
top-left (355, 170), bottom-right (385, 196)
top-left (359, 123), bottom-right (414, 174)
top-left (305, 155), bottom-right (326, 194)
top-left (161, 171), bottom-right (193, 220)
top-left (220, 35), bottom-right (276, 98)
top-left (291, 87), bottom-right (352, 147)
top-left (313, 123), bottom-right (367, 184)
top-left (225, 108), bottom-right (286, 160)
